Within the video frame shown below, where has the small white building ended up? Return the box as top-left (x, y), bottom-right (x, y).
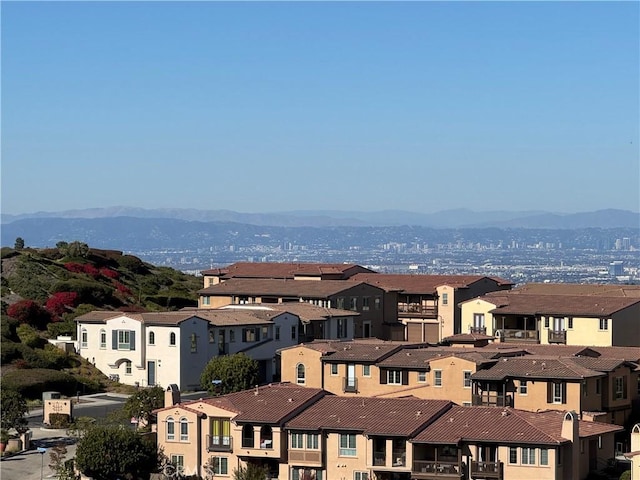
top-left (75, 308), bottom-right (302, 390)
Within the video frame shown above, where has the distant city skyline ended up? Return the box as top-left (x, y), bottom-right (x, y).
top-left (2, 1), bottom-right (638, 215)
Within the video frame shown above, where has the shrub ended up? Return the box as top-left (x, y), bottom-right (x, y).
top-left (16, 323), bottom-right (46, 348)
top-left (6, 300), bottom-right (52, 329)
top-left (99, 268), bottom-right (119, 279)
top-left (82, 264), bottom-right (100, 278)
top-left (48, 413), bottom-right (71, 429)
top-left (620, 470), bottom-right (631, 480)
top-left (1, 342), bottom-right (22, 364)
top-left (46, 292), bottom-right (79, 317)
top-left (64, 263), bottom-right (85, 274)
top-left (52, 280), bottom-right (113, 306)
top-left (46, 319), bottom-right (77, 339)
top-left (0, 247), bottom-right (18, 259)
top-left (1, 368), bottom-right (81, 399)
top-left (1, 316), bottom-right (19, 342)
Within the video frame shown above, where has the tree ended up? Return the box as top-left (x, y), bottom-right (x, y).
top-left (75, 425), bottom-right (159, 480)
top-left (66, 241), bottom-right (90, 259)
top-left (0, 388), bottom-right (29, 433)
top-left (231, 463), bottom-right (269, 480)
top-left (122, 386), bottom-right (164, 428)
top-left (200, 353), bottom-right (259, 395)
top-left (14, 237), bottom-right (25, 250)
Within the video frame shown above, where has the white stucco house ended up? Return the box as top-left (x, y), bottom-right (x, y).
top-left (74, 308), bottom-right (302, 390)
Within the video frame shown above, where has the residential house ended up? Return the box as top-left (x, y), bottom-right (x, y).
top-left (284, 395), bottom-right (453, 480)
top-left (411, 406), bottom-right (622, 480)
top-left (348, 274), bottom-right (513, 343)
top-left (154, 383), bottom-right (326, 478)
top-left (75, 308), bottom-right (302, 389)
top-left (624, 423), bottom-right (640, 480)
top-left (460, 291), bottom-right (640, 346)
top-left (197, 278), bottom-right (395, 339)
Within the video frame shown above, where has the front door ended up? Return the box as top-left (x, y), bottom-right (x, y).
top-left (147, 361), bottom-right (156, 386)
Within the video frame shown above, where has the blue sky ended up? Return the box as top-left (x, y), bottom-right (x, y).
top-left (2, 1), bottom-right (639, 215)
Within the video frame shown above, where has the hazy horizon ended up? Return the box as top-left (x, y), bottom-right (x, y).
top-left (2, 2), bottom-right (638, 215)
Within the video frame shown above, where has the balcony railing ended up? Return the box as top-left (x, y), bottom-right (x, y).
top-left (398, 305), bottom-right (438, 317)
top-left (548, 330), bottom-right (567, 344)
top-left (470, 326), bottom-right (487, 335)
top-left (499, 329), bottom-right (539, 342)
top-left (343, 377), bottom-right (358, 393)
top-left (288, 449), bottom-right (322, 465)
top-left (472, 394), bottom-right (513, 408)
top-left (413, 460), bottom-right (462, 476)
top-left (206, 435), bottom-right (232, 452)
top-left (470, 461), bottom-right (503, 479)
top-left (392, 450), bottom-right (407, 467)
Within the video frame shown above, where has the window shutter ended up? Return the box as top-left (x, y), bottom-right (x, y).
top-left (402, 370), bottom-right (409, 385)
top-left (623, 377), bottom-right (628, 399)
top-left (130, 331), bottom-right (136, 350)
top-left (112, 331), bottom-right (118, 350)
top-left (561, 382), bottom-right (567, 404)
top-left (380, 369), bottom-right (387, 384)
top-left (547, 382), bottom-right (553, 403)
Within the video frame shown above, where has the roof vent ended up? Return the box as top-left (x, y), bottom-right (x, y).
top-left (501, 410), bottom-right (510, 417)
top-left (375, 346), bottom-right (380, 350)
top-left (288, 398), bottom-right (293, 402)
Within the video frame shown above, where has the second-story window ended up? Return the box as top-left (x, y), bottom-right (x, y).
top-left (180, 417), bottom-right (189, 441)
top-left (99, 329), bottom-right (106, 349)
top-left (519, 380), bottom-right (528, 395)
top-left (306, 433), bottom-right (319, 449)
top-left (336, 297), bottom-right (345, 309)
top-left (337, 319), bottom-right (348, 338)
top-left (169, 332), bottom-right (176, 346)
top-left (166, 416), bottom-right (175, 441)
top-left (442, 293), bottom-right (448, 305)
top-left (331, 364), bottom-right (338, 376)
top-left (418, 371), bottom-right (426, 383)
top-left (374, 296), bottom-right (381, 310)
top-left (190, 333), bottom-right (197, 353)
top-left (349, 297), bottom-right (358, 311)
top-left (296, 364), bottom-right (306, 385)
top-left (614, 376), bottom-right (626, 400)
top-left (290, 433), bottom-right (304, 449)
top-left (275, 326), bottom-right (281, 341)
top-left (81, 328), bottom-right (88, 348)
top-left (599, 318), bottom-right (609, 330)
top-left (463, 371), bottom-right (472, 388)
top-left (363, 365), bottom-right (371, 377)
top-left (434, 370), bottom-right (443, 387)
top-left (339, 434), bottom-right (356, 456)
top-left (387, 370), bottom-right (402, 385)
top-left (362, 297), bottom-right (370, 311)
top-left (149, 331), bottom-right (155, 345)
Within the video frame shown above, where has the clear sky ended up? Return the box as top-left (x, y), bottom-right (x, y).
top-left (2, 1), bottom-right (639, 215)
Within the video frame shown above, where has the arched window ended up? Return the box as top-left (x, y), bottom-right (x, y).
top-left (149, 331), bottom-right (155, 345)
top-left (99, 329), bottom-right (106, 348)
top-left (180, 417), bottom-right (189, 441)
top-left (81, 328), bottom-right (88, 348)
top-left (167, 416), bottom-right (175, 440)
top-left (260, 425), bottom-right (273, 449)
top-left (296, 363), bottom-right (306, 385)
top-left (242, 424), bottom-right (254, 448)
top-left (170, 332), bottom-right (176, 346)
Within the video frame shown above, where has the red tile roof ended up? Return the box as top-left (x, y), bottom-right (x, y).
top-left (201, 262), bottom-right (375, 279)
top-left (286, 396), bottom-right (452, 436)
top-left (348, 274), bottom-right (512, 294)
top-left (198, 278), bottom-right (383, 298)
top-left (471, 356), bottom-right (605, 381)
top-left (511, 283), bottom-right (640, 297)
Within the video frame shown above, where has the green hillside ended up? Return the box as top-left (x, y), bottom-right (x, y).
top-left (0, 240), bottom-right (202, 398)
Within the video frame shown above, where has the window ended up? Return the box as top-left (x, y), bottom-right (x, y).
top-left (202, 296), bottom-right (210, 306)
top-left (540, 448), bottom-right (549, 465)
top-left (615, 376), bottom-right (626, 400)
top-left (210, 418), bottom-right (231, 448)
top-left (99, 329), bottom-right (106, 348)
top-left (553, 382), bottom-right (564, 403)
top-left (418, 371), bottom-right (426, 383)
top-left (331, 364), bottom-right (338, 376)
top-left (81, 329), bottom-right (88, 348)
top-left (229, 330), bottom-right (235, 343)
top-left (170, 454), bottom-right (184, 473)
top-left (169, 332), bottom-right (176, 346)
top-left (306, 433), bottom-right (319, 450)
top-left (290, 432), bottom-right (304, 449)
top-left (210, 456), bottom-right (228, 475)
top-left (243, 327), bottom-right (259, 342)
top-left (582, 380), bottom-right (588, 396)
top-left (180, 417), bottom-right (189, 441)
top-left (291, 326), bottom-right (297, 340)
top-left (354, 473), bottom-right (369, 480)
top-left (275, 326), bottom-right (280, 341)
top-left (463, 371), bottom-right (472, 388)
top-left (190, 333), bottom-right (197, 353)
top-left (337, 297), bottom-right (345, 309)
top-left (296, 364), bottom-right (306, 385)
top-left (599, 318), bottom-right (609, 330)
top-left (363, 365), bottom-right (371, 377)
top-left (434, 370), bottom-right (442, 387)
top-left (339, 433), bottom-right (356, 456)
top-left (349, 297), bottom-right (358, 311)
top-left (568, 318), bottom-right (573, 329)
top-left (374, 296), bottom-right (381, 310)
top-left (262, 326), bottom-right (269, 339)
top-left (209, 330), bottom-right (215, 343)
top-left (521, 447), bottom-right (536, 465)
top-left (509, 447), bottom-right (518, 464)
top-left (149, 331), bottom-right (155, 345)
top-left (519, 380), bottom-right (528, 395)
top-left (118, 330), bottom-right (131, 350)
top-left (442, 293), bottom-right (448, 305)
top-left (242, 424), bottom-right (254, 448)
top-left (362, 297), bottom-right (370, 311)
top-left (387, 370), bottom-right (402, 385)
top-left (167, 417), bottom-right (175, 440)
top-left (125, 361), bottom-right (132, 375)
top-left (292, 468), bottom-right (323, 480)
top-left (337, 318), bottom-right (348, 338)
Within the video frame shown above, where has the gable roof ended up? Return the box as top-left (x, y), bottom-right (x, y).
top-left (480, 291), bottom-right (640, 317)
top-left (74, 310), bottom-right (207, 326)
top-left (412, 406), bottom-right (622, 445)
top-left (286, 396), bottom-right (452, 436)
top-left (471, 356), bottom-right (605, 381)
top-left (479, 343), bottom-right (640, 363)
top-left (348, 273), bottom-right (512, 294)
top-left (198, 278), bottom-right (383, 298)
top-left (377, 348), bottom-right (497, 369)
top-left (511, 283), bottom-right (640, 297)
top-left (321, 340), bottom-right (428, 363)
top-left (201, 262), bottom-right (375, 279)
top-left (253, 303), bottom-right (360, 321)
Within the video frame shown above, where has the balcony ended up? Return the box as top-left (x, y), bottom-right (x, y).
top-left (470, 326), bottom-right (487, 335)
top-left (206, 435), bottom-right (232, 452)
top-left (499, 329), bottom-right (539, 343)
top-left (548, 330), bottom-right (567, 344)
top-left (288, 449), bottom-right (322, 466)
top-left (398, 304), bottom-right (438, 317)
top-left (470, 461), bottom-right (503, 479)
top-left (343, 377), bottom-right (358, 393)
top-left (472, 393), bottom-right (513, 408)
top-left (412, 460), bottom-right (462, 477)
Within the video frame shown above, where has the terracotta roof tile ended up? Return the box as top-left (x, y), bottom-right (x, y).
top-left (349, 274), bottom-right (512, 293)
top-left (198, 278), bottom-right (382, 298)
top-left (511, 283), bottom-right (640, 297)
top-left (286, 396), bottom-right (452, 436)
top-left (471, 356), bottom-right (604, 381)
top-left (201, 262), bottom-right (374, 279)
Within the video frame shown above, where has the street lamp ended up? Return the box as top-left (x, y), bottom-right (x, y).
top-left (37, 447), bottom-right (47, 480)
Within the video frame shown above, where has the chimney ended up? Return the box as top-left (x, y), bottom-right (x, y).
top-left (165, 384), bottom-right (181, 408)
top-left (561, 411), bottom-right (580, 480)
top-left (631, 424), bottom-right (640, 457)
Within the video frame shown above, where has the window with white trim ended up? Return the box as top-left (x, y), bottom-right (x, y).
top-left (339, 433), bottom-right (356, 456)
top-left (296, 363), bottom-right (305, 385)
top-left (521, 447), bottom-right (536, 465)
top-left (553, 382), bottom-right (563, 403)
top-left (99, 329), bottom-right (106, 349)
top-left (387, 370), bottom-right (402, 385)
top-left (354, 473), bottom-right (369, 480)
top-left (306, 433), bottom-right (319, 450)
top-left (170, 455), bottom-right (184, 474)
top-left (125, 360), bottom-right (132, 375)
top-left (81, 328), bottom-right (88, 348)
top-left (418, 371), bottom-right (427, 383)
top-left (169, 332), bottom-right (176, 346)
top-left (442, 293), bottom-right (448, 305)
top-left (118, 330), bottom-right (131, 350)
top-left (599, 318), bottom-right (609, 330)
top-left (180, 417), bottom-right (188, 441)
top-left (434, 370), bottom-right (442, 387)
top-left (463, 371), bottom-right (472, 388)
top-left (540, 448), bottom-right (549, 465)
top-left (167, 417), bottom-right (175, 440)
top-left (519, 380), bottom-right (528, 395)
top-left (331, 364), bottom-right (338, 376)
top-left (290, 433), bottom-right (304, 449)
top-left (210, 456), bottom-right (228, 475)
top-left (202, 296), bottom-right (210, 306)
top-left (509, 447), bottom-right (517, 464)
top-left (363, 365), bottom-right (371, 377)
top-left (149, 331), bottom-right (155, 345)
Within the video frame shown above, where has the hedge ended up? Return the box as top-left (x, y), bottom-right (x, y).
top-left (1, 368), bottom-right (100, 399)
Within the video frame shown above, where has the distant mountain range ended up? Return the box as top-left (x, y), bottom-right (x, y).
top-left (2, 206), bottom-right (639, 229)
